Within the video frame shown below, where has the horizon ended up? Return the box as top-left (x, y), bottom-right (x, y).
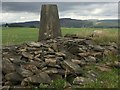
top-left (2, 18), bottom-right (118, 24)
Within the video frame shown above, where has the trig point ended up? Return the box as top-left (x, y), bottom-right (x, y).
top-left (38, 4), bottom-right (61, 41)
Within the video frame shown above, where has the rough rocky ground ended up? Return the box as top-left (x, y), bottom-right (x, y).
top-left (1, 36), bottom-right (119, 89)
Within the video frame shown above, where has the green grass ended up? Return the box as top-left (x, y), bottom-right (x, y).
top-left (82, 68), bottom-right (118, 88)
top-left (2, 27), bottom-right (118, 45)
top-left (2, 27), bottom-right (39, 45)
top-left (1, 27), bottom-right (119, 88)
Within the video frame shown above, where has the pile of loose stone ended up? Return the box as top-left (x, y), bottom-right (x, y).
top-left (2, 36), bottom-right (118, 89)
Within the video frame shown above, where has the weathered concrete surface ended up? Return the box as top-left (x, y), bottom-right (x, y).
top-left (38, 4), bottom-right (61, 41)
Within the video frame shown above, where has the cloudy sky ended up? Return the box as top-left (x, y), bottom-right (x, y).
top-left (1, 1), bottom-right (119, 23)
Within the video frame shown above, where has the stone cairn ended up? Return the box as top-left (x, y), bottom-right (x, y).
top-left (2, 36), bottom-right (118, 89)
top-left (1, 4), bottom-right (119, 89)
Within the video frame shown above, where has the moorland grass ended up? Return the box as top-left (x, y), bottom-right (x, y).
top-left (2, 27), bottom-right (118, 45)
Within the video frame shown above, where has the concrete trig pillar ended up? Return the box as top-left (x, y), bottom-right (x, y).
top-left (38, 4), bottom-right (61, 41)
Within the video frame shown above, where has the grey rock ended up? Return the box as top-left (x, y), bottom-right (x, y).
top-left (1, 86), bottom-right (10, 90)
top-left (67, 45), bottom-right (80, 54)
top-left (56, 52), bottom-right (66, 58)
top-left (9, 58), bottom-right (14, 61)
top-left (71, 59), bottom-right (86, 66)
top-left (50, 42), bottom-right (58, 51)
top-left (21, 79), bottom-right (28, 86)
top-left (73, 77), bottom-right (90, 85)
top-left (92, 52), bottom-right (102, 56)
top-left (41, 67), bottom-right (48, 71)
top-left (82, 40), bottom-right (94, 45)
top-left (25, 72), bottom-right (51, 84)
top-left (43, 68), bottom-right (58, 74)
top-left (62, 60), bottom-right (83, 74)
top-left (26, 47), bottom-right (37, 51)
top-left (73, 77), bottom-right (84, 85)
top-left (35, 51), bottom-right (42, 55)
top-left (57, 69), bottom-right (68, 75)
top-left (2, 58), bottom-right (15, 74)
top-left (107, 46), bottom-right (117, 54)
top-left (35, 53), bottom-right (41, 57)
top-left (46, 51), bottom-right (56, 55)
top-left (49, 74), bottom-right (62, 80)
top-left (4, 81), bottom-right (12, 86)
top-left (78, 52), bottom-right (89, 57)
top-left (16, 67), bottom-right (33, 77)
top-left (32, 62), bottom-right (47, 69)
top-left (86, 56), bottom-right (96, 62)
top-left (48, 48), bottom-right (55, 52)
top-left (5, 72), bottom-right (23, 82)
top-left (56, 57), bottom-right (64, 61)
top-left (66, 74), bottom-right (76, 84)
top-left (85, 70), bottom-right (98, 81)
top-left (27, 42), bottom-right (42, 47)
top-left (34, 57), bottom-right (42, 62)
top-left (111, 61), bottom-right (120, 69)
top-left (47, 39), bottom-right (57, 43)
top-left (44, 55), bottom-right (56, 58)
top-left (13, 60), bottom-right (26, 65)
top-left (10, 57), bottom-right (26, 65)
top-left (93, 45), bottom-right (104, 52)
top-left (18, 47), bottom-right (26, 52)
top-left (108, 42), bottom-right (117, 49)
top-left (47, 64), bottom-right (61, 68)
top-left (113, 61), bottom-right (120, 68)
top-left (78, 48), bottom-right (86, 53)
top-left (21, 64), bottom-right (38, 73)
top-left (45, 58), bottom-right (56, 65)
top-left (22, 52), bottom-right (33, 59)
top-left (74, 39), bottom-right (84, 43)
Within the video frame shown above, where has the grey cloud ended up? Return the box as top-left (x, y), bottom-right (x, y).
top-left (2, 2), bottom-right (114, 13)
top-left (59, 3), bottom-right (117, 17)
top-left (2, 2), bottom-right (118, 21)
top-left (2, 2), bottom-right (42, 13)
top-left (2, 0), bottom-right (120, 2)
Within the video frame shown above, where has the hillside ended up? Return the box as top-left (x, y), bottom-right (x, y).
top-left (2, 18), bottom-right (118, 28)
top-left (94, 20), bottom-right (118, 28)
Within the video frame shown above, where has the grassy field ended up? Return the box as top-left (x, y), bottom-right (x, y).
top-left (2, 27), bottom-right (118, 45)
top-left (1, 27), bottom-right (119, 88)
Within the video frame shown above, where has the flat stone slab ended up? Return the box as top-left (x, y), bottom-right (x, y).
top-left (22, 52), bottom-right (33, 59)
top-left (62, 60), bottom-right (83, 74)
top-left (23, 72), bottom-right (51, 84)
top-left (16, 67), bottom-right (33, 78)
top-left (5, 72), bottom-right (23, 82)
top-left (2, 58), bottom-right (15, 74)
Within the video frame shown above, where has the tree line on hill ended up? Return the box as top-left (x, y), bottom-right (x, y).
top-left (2, 18), bottom-right (118, 28)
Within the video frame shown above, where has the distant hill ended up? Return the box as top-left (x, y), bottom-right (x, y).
top-left (2, 21), bottom-right (39, 28)
top-left (94, 19), bottom-right (118, 28)
top-left (60, 18), bottom-right (93, 28)
top-left (2, 18), bottom-right (118, 28)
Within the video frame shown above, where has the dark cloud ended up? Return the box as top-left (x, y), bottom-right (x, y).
top-left (2, 2), bottom-right (118, 23)
top-left (2, 0), bottom-right (120, 2)
top-left (2, 2), bottom-right (42, 13)
top-left (2, 2), bottom-right (112, 13)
